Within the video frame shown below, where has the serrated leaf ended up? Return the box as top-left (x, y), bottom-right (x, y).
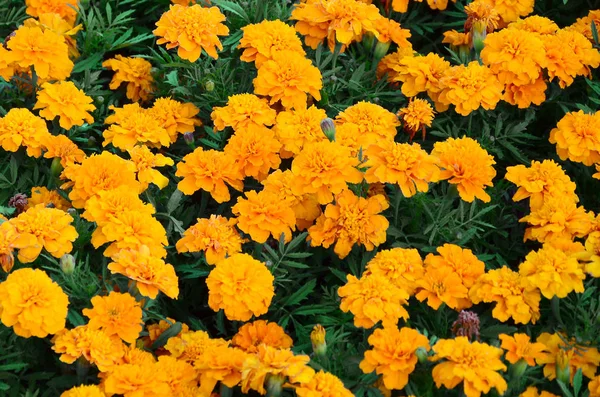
top-left (284, 279), bottom-right (316, 306)
top-left (152, 322), bottom-right (182, 350)
top-left (73, 52), bottom-right (105, 74)
top-left (212, 0), bottom-right (249, 21)
top-left (281, 260), bottom-right (310, 269)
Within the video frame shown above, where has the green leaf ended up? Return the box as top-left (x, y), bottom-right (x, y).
top-left (573, 368), bottom-right (583, 397)
top-left (592, 21), bottom-right (599, 45)
top-left (0, 363), bottom-right (27, 372)
top-left (167, 189), bottom-right (183, 214)
top-left (479, 324), bottom-right (517, 339)
top-left (151, 322), bottom-right (182, 350)
top-left (284, 279), bottom-right (316, 306)
top-left (212, 0), bottom-right (249, 21)
top-left (73, 53), bottom-right (105, 74)
top-left (557, 380), bottom-right (575, 397)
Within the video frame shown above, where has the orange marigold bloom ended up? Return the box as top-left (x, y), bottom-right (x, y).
top-left (437, 62), bottom-right (503, 116)
top-left (393, 53), bottom-right (451, 99)
top-left (335, 101), bottom-right (400, 145)
top-left (241, 344), bottom-right (314, 394)
top-left (431, 337), bottom-right (507, 397)
top-left (549, 110), bottom-right (600, 166)
top-left (165, 330), bottom-right (228, 364)
top-left (8, 26), bottom-right (73, 80)
top-left (338, 273), bottom-right (409, 328)
top-left (103, 363), bottom-right (171, 396)
top-left (61, 151), bottom-right (140, 208)
top-left (536, 332), bottom-right (600, 382)
top-left (360, 326), bottom-right (429, 390)
top-left (127, 145), bottom-right (174, 190)
top-left (365, 248), bottom-right (424, 296)
top-left (0, 47), bottom-right (15, 81)
top-left (505, 159), bottom-right (577, 210)
top-left (509, 15), bottom-right (559, 35)
top-left (175, 147), bottom-right (244, 203)
top-left (432, 136), bottom-right (496, 203)
top-left (10, 205), bottom-right (77, 263)
top-left (176, 215), bottom-right (245, 265)
top-left (416, 265), bottom-right (469, 310)
top-left (102, 56), bottom-right (154, 102)
top-left (146, 318), bottom-right (188, 346)
top-left (543, 30), bottom-right (599, 88)
top-left (503, 76), bottom-right (547, 108)
top-left (223, 125), bottom-right (282, 181)
top-left (0, 108), bottom-right (50, 158)
top-left (61, 385), bottom-right (106, 397)
top-left (398, 98), bottom-right (435, 140)
top-left (273, 105), bottom-right (328, 158)
top-left (442, 30), bottom-right (471, 46)
top-left (23, 13), bottom-right (82, 59)
top-left (206, 253), bottom-right (275, 321)
top-left (0, 218), bottom-right (37, 273)
top-left (232, 190), bottom-right (296, 244)
top-left (153, 4), bottom-right (229, 62)
top-left (104, 104), bottom-right (170, 150)
top-left (25, 0), bottom-right (78, 24)
top-left (239, 20), bottom-right (306, 67)
top-left (492, 0), bottom-right (534, 23)
top-left (469, 266), bottom-right (541, 324)
top-left (520, 387), bottom-right (560, 397)
top-left (567, 10), bottom-right (600, 42)
top-left (590, 375), bottom-right (600, 397)
top-left (34, 81), bottom-right (95, 129)
top-left (392, 0), bottom-right (410, 12)
top-left (194, 344), bottom-right (248, 395)
top-left (296, 370), bottom-right (353, 397)
top-left (364, 141), bottom-right (439, 197)
top-left (0, 268), bottom-right (68, 338)
top-left (108, 246), bottom-right (179, 299)
top-left (375, 18), bottom-right (412, 47)
top-left (291, 141), bottom-right (363, 204)
top-left (309, 190), bottom-right (389, 259)
top-left (211, 93), bottom-right (277, 132)
top-left (149, 97), bottom-right (202, 143)
top-left (253, 50), bottom-right (322, 110)
top-left (155, 355), bottom-right (198, 395)
top-left (376, 47), bottom-right (415, 81)
top-left (43, 134), bottom-right (86, 167)
top-left (581, 231), bottom-right (600, 277)
top-left (83, 291), bottom-right (143, 344)
top-left (81, 186), bottom-right (154, 226)
top-left (232, 320), bottom-right (293, 354)
top-left (499, 333), bottom-right (548, 366)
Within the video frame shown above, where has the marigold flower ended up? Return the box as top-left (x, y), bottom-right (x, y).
top-left (335, 101), bottom-right (400, 145)
top-left (499, 333), bottom-right (548, 366)
top-left (194, 345), bottom-right (248, 395)
top-left (61, 385), bottom-right (106, 397)
top-left (392, 0), bottom-right (410, 12)
top-left (442, 30), bottom-right (471, 46)
top-left (509, 15), bottom-right (559, 35)
top-left (165, 329), bottom-right (228, 364)
top-left (154, 4), bottom-right (229, 62)
top-left (83, 292), bottom-right (143, 343)
top-left (364, 248), bottom-right (424, 295)
top-left (375, 18), bottom-right (412, 47)
top-left (415, 265), bottom-right (469, 310)
top-left (0, 268), bottom-right (68, 338)
top-left (109, 246), bottom-right (179, 299)
top-left (8, 26), bottom-right (73, 80)
top-left (590, 375), bottom-right (600, 397)
top-left (360, 326), bottom-right (429, 390)
top-left (175, 147), bottom-right (244, 203)
top-left (543, 31), bottom-right (597, 88)
top-left (103, 363), bottom-right (171, 396)
top-left (81, 186), bottom-right (154, 227)
top-left (338, 273), bottom-right (409, 328)
top-left (549, 110), bottom-right (600, 166)
top-left (0, 108), bottom-right (51, 158)
top-left (567, 9), bottom-right (600, 42)
top-left (0, 47), bottom-right (15, 81)
top-left (149, 97), bottom-right (202, 143)
top-left (503, 77), bottom-right (547, 108)
top-left (43, 134), bottom-right (86, 167)
top-left (25, 0), bottom-right (78, 24)
top-left (393, 53), bottom-right (451, 99)
top-left (23, 13), bottom-right (82, 59)
top-left (34, 81), bottom-right (95, 129)
top-left (211, 93), bottom-right (277, 132)
top-left (296, 370), bottom-right (353, 397)
top-left (239, 20), bottom-right (306, 67)
top-left (273, 105), bottom-right (328, 158)
top-left (536, 332), bottom-right (600, 382)
top-left (431, 337), bottom-right (507, 397)
top-left (309, 190), bottom-right (389, 259)
top-left (398, 98), bottom-right (435, 141)
top-left (376, 47), bottom-right (415, 81)
top-left (581, 231), bottom-right (600, 277)
top-left (232, 320), bottom-right (293, 353)
top-left (223, 125), bottom-right (281, 181)
top-left (364, 142), bottom-right (439, 197)
top-left (104, 104), bottom-right (170, 150)
top-left (253, 50), bottom-right (322, 110)
top-left (432, 136), bottom-right (496, 203)
top-left (505, 159), bottom-right (577, 210)
top-left (0, 220), bottom-right (37, 273)
top-left (102, 56), bottom-right (154, 102)
top-left (127, 145), bottom-right (174, 190)
top-left (310, 325), bottom-right (326, 356)
top-left (469, 266), bottom-right (541, 324)
top-left (520, 387), bottom-right (560, 397)
top-left (146, 318), bottom-right (188, 346)
top-left (206, 253), bottom-right (274, 321)
top-left (493, 0), bottom-right (534, 23)
top-left (155, 355), bottom-right (198, 394)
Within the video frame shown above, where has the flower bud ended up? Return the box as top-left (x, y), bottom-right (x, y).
top-left (265, 374), bottom-right (285, 397)
top-left (184, 132), bottom-right (195, 149)
top-left (320, 118), bottom-right (336, 141)
top-left (67, 208), bottom-right (78, 217)
top-left (311, 324), bottom-right (327, 357)
top-left (509, 358), bottom-right (528, 380)
top-left (0, 252), bottom-right (14, 273)
top-left (86, 136), bottom-right (97, 148)
top-left (416, 346), bottom-right (429, 364)
top-left (204, 80), bottom-right (215, 92)
top-left (374, 41), bottom-right (391, 59)
top-left (51, 157), bottom-right (63, 177)
top-left (8, 193), bottom-right (27, 215)
top-left (471, 22), bottom-right (487, 54)
top-left (556, 350), bottom-right (571, 384)
top-left (363, 32), bottom-right (376, 52)
top-left (60, 254), bottom-right (76, 275)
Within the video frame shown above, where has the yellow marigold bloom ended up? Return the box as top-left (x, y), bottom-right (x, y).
top-left (239, 20), bottom-right (306, 67)
top-left (211, 93), bottom-right (277, 133)
top-left (149, 97), bottom-right (201, 143)
top-left (360, 326), bottom-right (429, 390)
top-left (23, 13), bottom-right (82, 59)
top-left (296, 370), bottom-right (353, 397)
top-left (493, 0), bottom-right (534, 23)
top-left (83, 292), bottom-right (142, 344)
top-left (505, 159), bottom-right (577, 210)
top-left (364, 142), bottom-right (439, 197)
top-left (499, 333), bottom-right (548, 366)
top-left (127, 145), bottom-right (174, 190)
top-left (194, 345), bottom-right (248, 395)
top-left (26, 186), bottom-right (70, 211)
top-left (520, 196), bottom-right (593, 243)
top-left (121, 345), bottom-right (156, 366)
top-left (469, 266), bottom-right (541, 324)
top-left (291, 141), bottom-right (363, 204)
top-left (10, 205), bottom-right (77, 262)
top-left (25, 0), bottom-right (78, 24)
top-left (365, 248), bottom-right (424, 296)
top-left (8, 26), bottom-right (73, 80)
top-left (0, 47), bottom-right (15, 81)
top-left (104, 104), bottom-right (170, 150)
top-left (61, 385), bottom-right (106, 397)
top-left (375, 18), bottom-right (412, 47)
top-left (262, 170), bottom-right (321, 231)
top-left (102, 56), bottom-right (154, 102)
top-left (394, 53), bottom-right (451, 98)
top-left (176, 215), bottom-right (244, 265)
top-left (590, 375), bottom-right (600, 397)
top-left (549, 110), bottom-right (600, 166)
top-left (415, 265), bottom-right (469, 310)
top-left (0, 219), bottom-right (37, 273)
top-left (223, 125), bottom-right (281, 181)
top-left (206, 253), bottom-right (275, 321)
top-left (503, 76), bottom-right (547, 108)
top-left (253, 50), bottom-right (322, 110)
top-left (309, 190), bottom-right (389, 259)
top-left (432, 136), bottom-right (496, 203)
top-left (155, 355), bottom-right (198, 395)
top-left (175, 147), bottom-right (244, 203)
top-left (34, 81), bottom-right (95, 129)
top-left (518, 244), bottom-right (585, 299)
top-left (310, 325), bottom-right (326, 356)
top-left (0, 108), bottom-right (50, 158)
top-left (392, 0), bottom-right (410, 12)
top-left (335, 101), bottom-right (400, 145)
top-left (273, 105), bottom-right (328, 158)
top-left (442, 30), bottom-right (471, 46)
top-left (108, 246), bottom-right (179, 299)
top-left (43, 134), bottom-right (86, 167)
top-left (437, 62), bottom-right (503, 116)
top-left (241, 344), bottom-right (315, 394)
top-left (0, 268), bottom-right (68, 338)
top-left (165, 329), bottom-right (228, 364)
top-left (61, 151), bottom-right (140, 208)
top-left (581, 231), bottom-right (600, 277)
top-left (397, 98), bottom-right (435, 141)
top-left (376, 47), bottom-right (415, 82)
top-left (536, 332), bottom-right (600, 382)
top-left (431, 337), bottom-right (507, 397)
top-left (338, 273), bottom-right (409, 328)
top-left (103, 363), bottom-right (171, 396)
top-left (510, 15), bottom-right (559, 35)
top-left (232, 320), bottom-right (293, 353)
top-left (520, 387), bottom-right (560, 397)
top-left (154, 4), bottom-right (229, 62)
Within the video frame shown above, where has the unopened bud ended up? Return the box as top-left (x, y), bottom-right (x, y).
top-left (265, 374), bottom-right (285, 397)
top-left (320, 118), bottom-right (336, 141)
top-left (67, 208), bottom-right (77, 217)
top-left (60, 254), bottom-right (76, 275)
top-left (96, 96), bottom-right (104, 104)
top-left (183, 132), bottom-right (195, 149)
top-left (416, 346), bottom-right (429, 364)
top-left (509, 358), bottom-right (528, 380)
top-left (363, 32), bottom-right (376, 52)
top-left (50, 157), bottom-right (63, 177)
top-left (556, 350), bottom-right (571, 384)
top-left (374, 41), bottom-right (391, 59)
top-left (311, 325), bottom-right (327, 357)
top-left (0, 252), bottom-right (14, 273)
top-left (87, 136), bottom-right (97, 148)
top-left (8, 193), bottom-right (27, 215)
top-left (204, 80), bottom-right (215, 92)
top-left (471, 22), bottom-right (487, 54)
